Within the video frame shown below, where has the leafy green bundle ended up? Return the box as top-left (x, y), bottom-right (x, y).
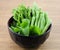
top-left (10, 4), bottom-right (51, 36)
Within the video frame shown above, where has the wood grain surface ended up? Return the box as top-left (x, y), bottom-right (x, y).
top-left (0, 0), bottom-right (60, 50)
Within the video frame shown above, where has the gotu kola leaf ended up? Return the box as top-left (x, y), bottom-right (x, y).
top-left (20, 19), bottom-right (30, 36)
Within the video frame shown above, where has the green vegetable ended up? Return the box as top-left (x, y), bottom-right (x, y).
top-left (42, 13), bottom-right (51, 34)
top-left (10, 3), bottom-right (51, 36)
top-left (10, 26), bottom-right (20, 33)
top-left (31, 17), bottom-right (35, 26)
top-left (20, 19), bottom-right (30, 36)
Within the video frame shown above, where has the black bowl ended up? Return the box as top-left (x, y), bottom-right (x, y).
top-left (8, 17), bottom-right (52, 48)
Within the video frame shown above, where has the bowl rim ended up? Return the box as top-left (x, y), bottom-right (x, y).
top-left (8, 16), bottom-right (52, 37)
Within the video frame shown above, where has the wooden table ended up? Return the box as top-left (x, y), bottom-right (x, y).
top-left (0, 0), bottom-right (60, 50)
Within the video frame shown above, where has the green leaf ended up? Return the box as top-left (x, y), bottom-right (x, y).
top-left (11, 26), bottom-right (20, 33)
top-left (30, 26), bottom-right (41, 35)
top-left (20, 19), bottom-right (30, 36)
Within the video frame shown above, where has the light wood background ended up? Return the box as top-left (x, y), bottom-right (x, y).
top-left (0, 0), bottom-right (60, 50)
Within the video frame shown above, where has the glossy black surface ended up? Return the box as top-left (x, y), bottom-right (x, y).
top-left (8, 17), bottom-right (52, 48)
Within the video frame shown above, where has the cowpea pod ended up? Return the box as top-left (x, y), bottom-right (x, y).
top-left (32, 4), bottom-right (40, 26)
top-left (39, 12), bottom-right (45, 34)
top-left (37, 9), bottom-right (42, 27)
top-left (35, 10), bottom-right (40, 26)
top-left (31, 16), bottom-right (35, 26)
top-left (31, 3), bottom-right (38, 17)
top-left (37, 12), bottom-right (41, 28)
top-left (42, 13), bottom-right (51, 34)
top-left (27, 8), bottom-right (31, 19)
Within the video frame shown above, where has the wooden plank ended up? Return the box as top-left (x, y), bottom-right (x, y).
top-left (0, 0), bottom-right (60, 50)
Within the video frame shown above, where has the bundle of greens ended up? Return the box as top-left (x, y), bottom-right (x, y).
top-left (10, 4), bottom-right (51, 36)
